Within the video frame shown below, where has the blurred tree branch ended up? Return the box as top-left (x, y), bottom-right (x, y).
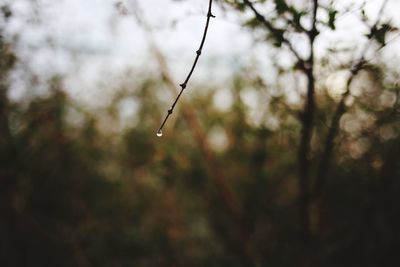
top-left (242, 0), bottom-right (304, 65)
top-left (313, 0), bottom-right (390, 201)
top-left (296, 0), bottom-right (319, 244)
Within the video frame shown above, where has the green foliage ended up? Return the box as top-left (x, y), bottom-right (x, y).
top-left (273, 0), bottom-right (288, 15)
top-left (328, 8), bottom-right (338, 30)
top-left (367, 22), bottom-right (398, 46)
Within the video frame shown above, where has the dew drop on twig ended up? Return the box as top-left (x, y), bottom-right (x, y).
top-left (156, 130), bottom-right (163, 137)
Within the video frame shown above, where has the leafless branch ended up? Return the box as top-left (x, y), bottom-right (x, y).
top-left (156, 0), bottom-right (215, 135)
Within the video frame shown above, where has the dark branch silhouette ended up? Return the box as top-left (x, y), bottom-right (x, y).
top-left (242, 0), bottom-right (318, 242)
top-left (296, 0), bottom-right (319, 243)
top-left (157, 0), bottom-right (215, 135)
top-left (312, 0), bottom-right (390, 200)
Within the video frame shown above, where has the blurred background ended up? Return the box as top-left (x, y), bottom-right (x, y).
top-left (0, 0), bottom-right (399, 266)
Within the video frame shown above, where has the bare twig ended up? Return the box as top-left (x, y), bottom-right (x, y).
top-left (156, 0), bottom-right (215, 135)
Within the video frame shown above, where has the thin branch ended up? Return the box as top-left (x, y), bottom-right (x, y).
top-left (312, 0), bottom-right (389, 199)
top-left (242, 0), bottom-right (304, 64)
top-left (157, 0), bottom-right (215, 135)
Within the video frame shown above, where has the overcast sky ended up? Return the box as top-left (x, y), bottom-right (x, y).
top-left (1, 0), bottom-right (399, 106)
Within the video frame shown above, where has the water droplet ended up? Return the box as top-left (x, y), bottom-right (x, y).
top-left (156, 130), bottom-right (163, 137)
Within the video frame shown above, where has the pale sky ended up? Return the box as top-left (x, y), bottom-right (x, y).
top-left (1, 0), bottom-right (399, 107)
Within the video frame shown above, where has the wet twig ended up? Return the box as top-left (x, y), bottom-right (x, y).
top-left (157, 0), bottom-right (215, 135)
